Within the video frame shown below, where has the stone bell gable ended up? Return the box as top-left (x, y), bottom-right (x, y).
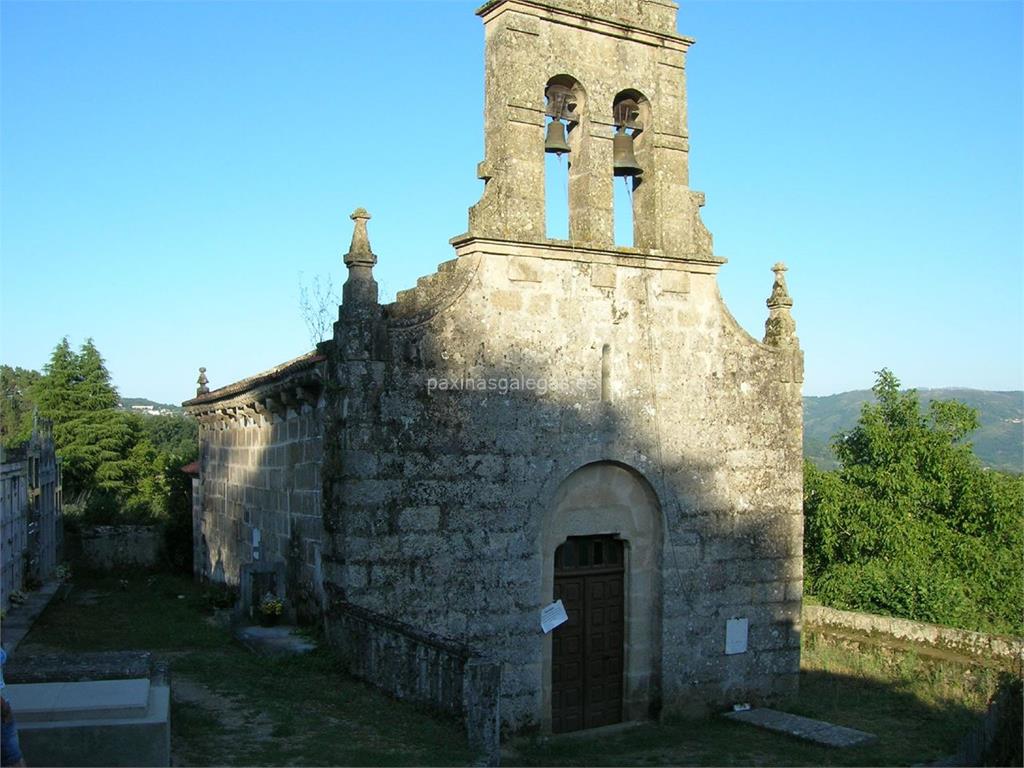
top-left (185, 0), bottom-right (804, 745)
top-left (468, 0), bottom-right (711, 258)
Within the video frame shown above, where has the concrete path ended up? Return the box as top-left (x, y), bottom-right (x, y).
top-left (2, 579), bottom-right (62, 654)
top-left (723, 707), bottom-right (877, 748)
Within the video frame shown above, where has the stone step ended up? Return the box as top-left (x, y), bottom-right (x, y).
top-left (723, 707), bottom-right (877, 748)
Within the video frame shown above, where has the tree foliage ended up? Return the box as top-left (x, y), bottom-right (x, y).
top-left (28, 337), bottom-right (198, 525)
top-left (804, 370), bottom-right (1024, 635)
top-left (1, 364), bottom-right (41, 447)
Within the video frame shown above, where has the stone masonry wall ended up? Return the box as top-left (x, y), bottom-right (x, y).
top-left (1, 424), bottom-right (63, 610)
top-left (196, 400), bottom-right (326, 618)
top-left (79, 525), bottom-right (162, 570)
top-left (1, 459), bottom-right (29, 609)
top-left (325, 242), bottom-right (803, 730)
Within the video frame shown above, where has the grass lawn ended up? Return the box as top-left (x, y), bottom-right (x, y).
top-left (18, 570), bottom-right (472, 766)
top-left (508, 637), bottom-right (1004, 766)
top-left (17, 569), bottom-right (1005, 766)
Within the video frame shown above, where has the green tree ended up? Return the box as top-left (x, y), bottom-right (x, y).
top-left (1, 365), bottom-right (41, 447)
top-left (34, 337), bottom-right (79, 423)
top-left (25, 337), bottom-right (199, 531)
top-left (140, 414), bottom-right (198, 459)
top-left (77, 339), bottom-right (120, 411)
top-left (804, 369), bottom-right (1024, 634)
top-left (33, 338), bottom-right (126, 502)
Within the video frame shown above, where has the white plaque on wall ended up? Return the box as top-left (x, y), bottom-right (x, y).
top-left (725, 617), bottom-right (749, 655)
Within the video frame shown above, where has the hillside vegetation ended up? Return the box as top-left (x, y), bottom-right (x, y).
top-left (804, 370), bottom-right (1023, 636)
top-left (806, 388), bottom-right (1022, 473)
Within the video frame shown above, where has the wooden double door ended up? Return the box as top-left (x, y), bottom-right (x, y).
top-left (552, 536), bottom-right (625, 733)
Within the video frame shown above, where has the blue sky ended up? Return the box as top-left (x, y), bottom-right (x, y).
top-left (2, 0), bottom-right (1021, 404)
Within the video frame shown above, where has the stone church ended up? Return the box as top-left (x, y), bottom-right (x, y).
top-left (184, 0), bottom-right (803, 744)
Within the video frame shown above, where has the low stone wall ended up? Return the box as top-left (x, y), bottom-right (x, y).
top-left (324, 592), bottom-right (500, 765)
top-left (79, 526), bottom-right (162, 570)
top-left (803, 604), bottom-right (1023, 668)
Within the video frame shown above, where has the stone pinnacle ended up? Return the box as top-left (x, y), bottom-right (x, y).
top-left (344, 208), bottom-right (377, 268)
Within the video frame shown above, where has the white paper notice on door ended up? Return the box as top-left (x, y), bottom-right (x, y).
top-left (540, 599), bottom-right (569, 634)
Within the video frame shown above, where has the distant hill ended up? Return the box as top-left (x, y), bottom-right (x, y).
top-left (805, 388), bottom-right (1023, 474)
top-left (118, 397), bottom-right (184, 416)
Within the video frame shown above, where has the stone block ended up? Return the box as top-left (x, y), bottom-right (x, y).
top-left (342, 451), bottom-right (378, 478)
top-left (749, 621), bottom-right (788, 652)
top-left (590, 264), bottom-right (616, 288)
top-left (528, 293), bottom-right (553, 315)
top-left (490, 290), bottom-right (522, 311)
top-left (398, 505), bottom-right (441, 532)
top-left (661, 270), bottom-right (690, 294)
top-left (785, 579), bottom-right (803, 601)
top-left (507, 256), bottom-right (542, 283)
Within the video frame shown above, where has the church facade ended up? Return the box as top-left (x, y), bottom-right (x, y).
top-left (184, 0), bottom-right (804, 738)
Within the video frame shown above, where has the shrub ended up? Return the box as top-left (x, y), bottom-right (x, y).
top-left (804, 370), bottom-right (1024, 635)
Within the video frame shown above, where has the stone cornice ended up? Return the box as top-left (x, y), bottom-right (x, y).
top-left (449, 234), bottom-right (726, 273)
top-left (476, 0), bottom-right (693, 52)
top-left (183, 351), bottom-right (326, 424)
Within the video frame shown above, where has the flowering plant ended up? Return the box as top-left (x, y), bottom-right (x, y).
top-left (258, 593), bottom-right (284, 617)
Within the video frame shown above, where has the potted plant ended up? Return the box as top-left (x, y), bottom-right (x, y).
top-left (258, 592), bottom-right (284, 626)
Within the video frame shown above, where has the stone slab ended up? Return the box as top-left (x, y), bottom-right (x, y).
top-left (5, 678), bottom-right (150, 723)
top-left (723, 707), bottom-right (877, 748)
top-left (16, 683), bottom-right (170, 767)
top-left (234, 624), bottom-right (317, 656)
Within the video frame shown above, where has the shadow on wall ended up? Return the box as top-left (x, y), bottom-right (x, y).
top-left (318, 256), bottom-right (802, 730)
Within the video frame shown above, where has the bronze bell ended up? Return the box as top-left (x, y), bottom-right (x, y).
top-left (613, 127), bottom-right (642, 177)
top-left (544, 119), bottom-right (571, 155)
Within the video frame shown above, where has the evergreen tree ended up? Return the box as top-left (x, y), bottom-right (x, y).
top-left (77, 339), bottom-right (120, 411)
top-left (34, 337), bottom-right (79, 424)
top-left (33, 338), bottom-right (125, 506)
top-left (16, 337), bottom-right (197, 528)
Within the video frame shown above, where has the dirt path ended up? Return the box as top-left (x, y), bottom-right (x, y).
top-left (170, 674), bottom-right (276, 766)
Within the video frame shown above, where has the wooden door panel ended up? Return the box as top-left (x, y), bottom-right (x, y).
top-left (553, 537), bottom-right (624, 733)
top-left (553, 575), bottom-right (585, 734)
top-left (584, 570), bottom-right (624, 729)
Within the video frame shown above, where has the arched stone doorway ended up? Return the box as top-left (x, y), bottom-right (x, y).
top-left (540, 461), bottom-right (663, 732)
